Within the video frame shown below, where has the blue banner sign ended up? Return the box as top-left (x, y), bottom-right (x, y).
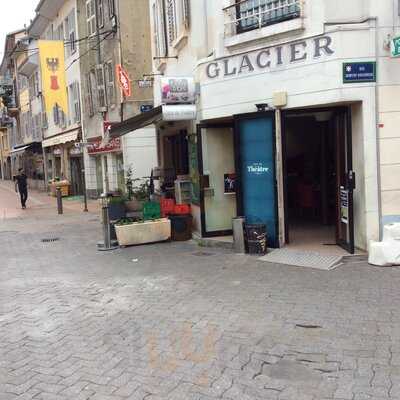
top-left (343, 62), bottom-right (376, 83)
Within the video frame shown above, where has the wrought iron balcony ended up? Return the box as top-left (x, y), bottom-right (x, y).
top-left (224, 0), bottom-right (301, 37)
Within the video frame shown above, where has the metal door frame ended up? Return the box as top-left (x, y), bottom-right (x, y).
top-left (197, 122), bottom-right (235, 238)
top-left (281, 105), bottom-right (355, 254)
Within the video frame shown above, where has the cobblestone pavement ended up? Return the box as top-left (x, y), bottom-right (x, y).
top-left (1, 196), bottom-right (400, 399)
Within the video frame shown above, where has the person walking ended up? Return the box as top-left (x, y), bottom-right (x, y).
top-left (14, 168), bottom-right (28, 209)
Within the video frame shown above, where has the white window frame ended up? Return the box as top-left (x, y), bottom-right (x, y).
top-left (65, 9), bottom-right (77, 58)
top-left (154, 0), bottom-right (167, 58)
top-left (166, 0), bottom-right (190, 47)
top-left (96, 64), bottom-right (107, 110)
top-left (86, 0), bottom-right (97, 36)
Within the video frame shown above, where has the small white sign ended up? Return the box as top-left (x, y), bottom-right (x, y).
top-left (161, 77), bottom-right (196, 104)
top-left (162, 105), bottom-right (197, 121)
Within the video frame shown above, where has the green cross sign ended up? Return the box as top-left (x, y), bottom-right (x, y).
top-left (391, 36), bottom-right (400, 58)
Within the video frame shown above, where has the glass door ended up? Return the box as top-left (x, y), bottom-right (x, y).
top-left (334, 108), bottom-right (355, 254)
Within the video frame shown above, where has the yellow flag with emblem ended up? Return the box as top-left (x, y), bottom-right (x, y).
top-left (38, 40), bottom-right (68, 117)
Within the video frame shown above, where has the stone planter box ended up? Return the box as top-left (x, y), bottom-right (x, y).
top-left (115, 218), bottom-right (171, 247)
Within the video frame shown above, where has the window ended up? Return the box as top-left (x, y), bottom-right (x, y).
top-left (55, 24), bottom-right (64, 41)
top-left (86, 72), bottom-right (94, 116)
top-left (69, 82), bottom-right (81, 124)
top-left (234, 0), bottom-right (301, 34)
top-left (153, 0), bottom-right (167, 58)
top-left (86, 0), bottom-right (96, 36)
top-left (163, 0), bottom-right (190, 47)
top-left (105, 61), bottom-right (115, 105)
top-left (96, 65), bottom-right (107, 109)
top-left (166, 0), bottom-right (177, 45)
top-left (98, 0), bottom-right (105, 28)
top-left (108, 0), bottom-right (115, 17)
top-left (65, 9), bottom-right (77, 57)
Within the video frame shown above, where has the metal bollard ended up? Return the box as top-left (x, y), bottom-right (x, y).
top-left (82, 168), bottom-right (88, 212)
top-left (56, 187), bottom-right (63, 215)
top-left (97, 194), bottom-right (118, 251)
top-left (233, 217), bottom-right (246, 254)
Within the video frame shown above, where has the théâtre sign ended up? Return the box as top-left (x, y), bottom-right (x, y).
top-left (205, 35), bottom-right (334, 80)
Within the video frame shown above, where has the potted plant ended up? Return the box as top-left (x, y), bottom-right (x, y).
top-left (124, 166), bottom-right (151, 212)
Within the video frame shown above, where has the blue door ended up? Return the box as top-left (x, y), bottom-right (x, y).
top-left (237, 115), bottom-right (278, 247)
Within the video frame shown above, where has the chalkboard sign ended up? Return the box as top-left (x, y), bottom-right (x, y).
top-left (188, 134), bottom-right (200, 205)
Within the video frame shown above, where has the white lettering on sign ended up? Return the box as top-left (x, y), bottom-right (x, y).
top-left (205, 35), bottom-right (334, 80)
top-left (247, 163), bottom-right (270, 175)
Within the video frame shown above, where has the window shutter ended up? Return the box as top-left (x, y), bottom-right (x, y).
top-left (182, 0), bottom-right (190, 28)
top-left (74, 82), bottom-right (81, 123)
top-left (96, 65), bottom-right (107, 110)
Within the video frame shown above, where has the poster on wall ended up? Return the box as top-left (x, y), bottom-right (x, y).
top-left (224, 174), bottom-right (236, 194)
top-left (340, 187), bottom-right (349, 224)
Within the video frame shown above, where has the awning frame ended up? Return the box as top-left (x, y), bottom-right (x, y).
top-left (110, 106), bottom-right (162, 138)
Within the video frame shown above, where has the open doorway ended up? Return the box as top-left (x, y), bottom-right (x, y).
top-left (283, 107), bottom-right (355, 254)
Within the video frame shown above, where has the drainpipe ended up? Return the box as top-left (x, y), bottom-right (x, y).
top-left (325, 17), bottom-right (383, 241)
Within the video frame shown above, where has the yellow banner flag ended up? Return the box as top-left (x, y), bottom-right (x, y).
top-left (38, 40), bottom-right (68, 117)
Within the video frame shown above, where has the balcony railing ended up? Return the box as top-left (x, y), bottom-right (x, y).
top-left (224, 0), bottom-right (301, 37)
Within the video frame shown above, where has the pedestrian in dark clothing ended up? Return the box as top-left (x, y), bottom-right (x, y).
top-left (14, 169), bottom-right (28, 209)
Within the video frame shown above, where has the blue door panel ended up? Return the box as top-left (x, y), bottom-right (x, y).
top-left (239, 117), bottom-right (278, 247)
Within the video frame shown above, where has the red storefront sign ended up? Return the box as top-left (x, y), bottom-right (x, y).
top-left (87, 137), bottom-right (121, 155)
top-left (116, 64), bottom-right (132, 97)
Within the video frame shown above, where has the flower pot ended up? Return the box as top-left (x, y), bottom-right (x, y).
top-left (115, 218), bottom-right (171, 246)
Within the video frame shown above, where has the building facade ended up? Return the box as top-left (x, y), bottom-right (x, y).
top-left (77, 0), bottom-right (157, 198)
top-left (132, 0), bottom-right (400, 254)
top-left (29, 0), bottom-right (84, 195)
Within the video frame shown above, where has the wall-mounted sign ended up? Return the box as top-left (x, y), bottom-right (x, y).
top-left (161, 77), bottom-right (196, 104)
top-left (53, 147), bottom-right (62, 156)
top-left (340, 187), bottom-right (349, 224)
top-left (205, 35), bottom-right (334, 80)
top-left (69, 146), bottom-right (82, 156)
top-left (391, 36), bottom-right (400, 58)
top-left (116, 64), bottom-right (132, 97)
top-left (140, 104), bottom-right (154, 113)
top-left (138, 79), bottom-right (153, 88)
top-left (162, 104), bottom-right (197, 121)
top-left (224, 173), bottom-right (236, 194)
top-left (247, 162), bottom-right (270, 175)
top-left (343, 62), bottom-right (376, 83)
top-left (87, 137), bottom-right (121, 155)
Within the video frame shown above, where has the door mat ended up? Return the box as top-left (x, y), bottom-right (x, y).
top-left (258, 249), bottom-right (343, 270)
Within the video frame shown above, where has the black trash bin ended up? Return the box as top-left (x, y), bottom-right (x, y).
top-left (169, 214), bottom-right (193, 241)
top-left (245, 223), bottom-right (267, 255)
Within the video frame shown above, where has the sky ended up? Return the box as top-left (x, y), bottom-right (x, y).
top-left (0, 0), bottom-right (37, 58)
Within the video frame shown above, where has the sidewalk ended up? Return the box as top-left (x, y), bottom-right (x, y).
top-left (0, 179), bottom-right (100, 220)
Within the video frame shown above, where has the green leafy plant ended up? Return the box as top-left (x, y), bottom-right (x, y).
top-left (115, 217), bottom-right (143, 226)
top-left (125, 165), bottom-right (150, 202)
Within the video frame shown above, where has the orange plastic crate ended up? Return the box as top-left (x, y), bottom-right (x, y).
top-left (173, 204), bottom-right (191, 215)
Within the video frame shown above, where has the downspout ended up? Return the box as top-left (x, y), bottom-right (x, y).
top-left (325, 17), bottom-right (383, 241)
